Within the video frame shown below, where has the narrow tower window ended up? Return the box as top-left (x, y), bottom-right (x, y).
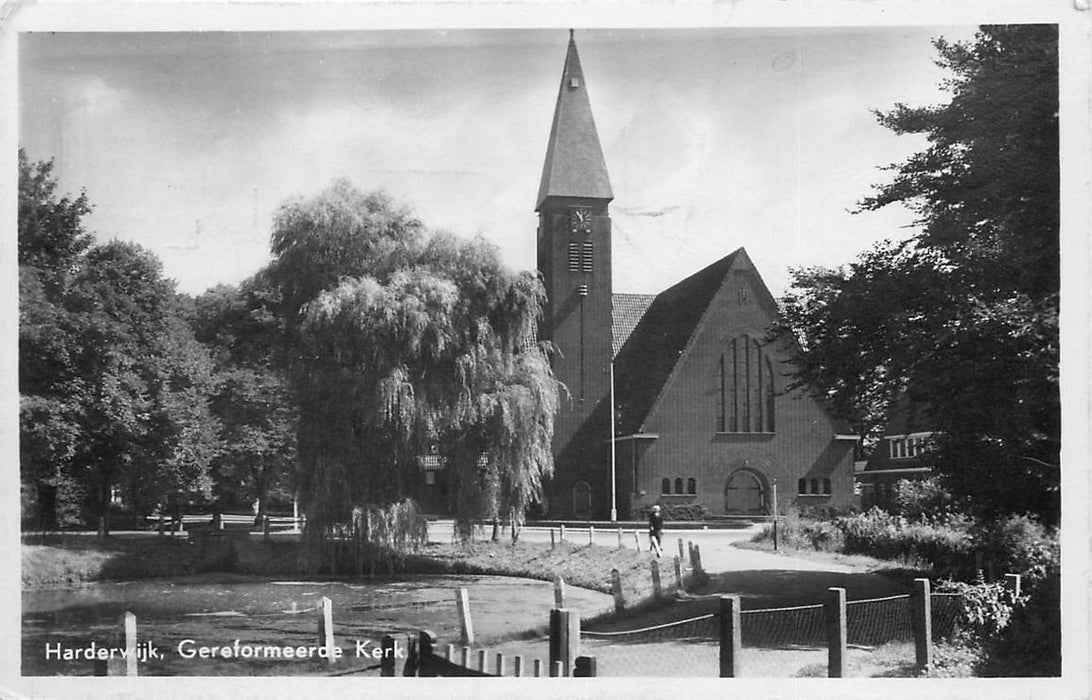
top-left (568, 242), bottom-right (581, 272)
top-left (581, 242), bottom-right (594, 272)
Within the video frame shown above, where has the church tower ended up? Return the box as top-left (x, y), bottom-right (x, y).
top-left (536, 31), bottom-right (614, 518)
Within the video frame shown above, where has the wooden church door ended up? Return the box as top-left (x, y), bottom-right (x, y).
top-left (724, 471), bottom-right (764, 514)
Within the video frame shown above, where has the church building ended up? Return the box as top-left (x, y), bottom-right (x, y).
top-left (536, 32), bottom-right (859, 519)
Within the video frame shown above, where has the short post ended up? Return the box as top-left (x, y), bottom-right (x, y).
top-left (651, 559), bottom-right (663, 600)
top-left (461, 646), bottom-right (471, 667)
top-left (456, 587), bottom-right (474, 645)
top-left (673, 555), bottom-right (683, 590)
top-left (560, 524), bottom-right (566, 542)
top-left (554, 575), bottom-right (566, 609)
top-left (491, 516), bottom-right (500, 542)
top-left (380, 634), bottom-right (396, 676)
top-left (550, 528), bottom-right (556, 548)
top-left (588, 525), bottom-right (595, 545)
top-left (719, 595), bottom-right (742, 677)
top-left (551, 660), bottom-right (564, 677)
top-left (446, 644), bottom-right (455, 661)
top-left (262, 514), bottom-right (271, 541)
top-left (514, 655), bottom-right (524, 677)
top-left (533, 658), bottom-right (543, 677)
top-left (826, 587), bottom-right (847, 678)
top-left (477, 649), bottom-right (487, 672)
top-left (549, 608), bottom-right (579, 677)
top-left (610, 568), bottom-right (625, 612)
top-left (122, 611), bottom-right (138, 676)
top-left (692, 544), bottom-right (704, 575)
top-left (495, 652), bottom-right (506, 676)
top-left (1005, 573), bottom-right (1022, 599)
top-left (632, 529), bottom-right (641, 550)
top-left (617, 526), bottom-right (623, 549)
top-left (911, 578), bottom-right (933, 672)
top-left (157, 514), bottom-right (165, 536)
top-left (688, 540), bottom-right (695, 564)
top-left (317, 596), bottom-right (335, 665)
top-left (677, 538), bottom-right (685, 562)
top-left (573, 655), bottom-right (598, 677)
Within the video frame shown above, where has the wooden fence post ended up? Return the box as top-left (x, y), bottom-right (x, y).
top-left (617, 527), bottom-right (623, 549)
top-left (610, 568), bottom-right (625, 612)
top-left (122, 611), bottom-right (138, 676)
top-left (554, 575), bottom-right (566, 609)
top-left (719, 595), bottom-right (742, 677)
top-left (692, 544), bottom-right (704, 575)
top-left (551, 660), bottom-right (564, 677)
top-left (911, 578), bottom-right (933, 672)
top-left (262, 514), bottom-right (271, 541)
top-left (677, 538), bottom-right (685, 563)
top-left (651, 559), bottom-right (663, 600)
top-left (461, 646), bottom-right (471, 667)
top-left (549, 608), bottom-right (579, 677)
top-left (456, 587), bottom-right (474, 645)
top-left (771, 481), bottom-right (780, 552)
top-left (157, 514), bottom-right (165, 536)
top-left (1005, 573), bottom-right (1022, 598)
top-left (495, 652), bottom-right (506, 676)
top-left (477, 649), bottom-right (488, 672)
top-left (673, 555), bottom-right (683, 590)
top-left (826, 587), bottom-right (847, 678)
top-left (688, 540), bottom-right (695, 564)
top-left (445, 643), bottom-right (454, 661)
top-left (317, 597), bottom-right (336, 665)
top-left (573, 655), bottom-right (597, 677)
top-left (380, 634), bottom-right (396, 676)
top-left (589, 525), bottom-right (595, 546)
top-left (633, 529), bottom-right (641, 550)
top-left (533, 658), bottom-right (543, 677)
top-left (560, 524), bottom-right (566, 542)
top-left (550, 528), bottom-right (556, 548)
top-left (514, 655), bottom-right (524, 677)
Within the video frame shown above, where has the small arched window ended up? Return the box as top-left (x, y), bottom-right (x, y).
top-left (674, 478), bottom-right (684, 494)
top-left (687, 478), bottom-right (697, 495)
top-left (661, 478), bottom-right (671, 495)
top-left (810, 478), bottom-right (819, 495)
top-left (798, 478), bottom-right (807, 495)
top-left (822, 478), bottom-right (832, 495)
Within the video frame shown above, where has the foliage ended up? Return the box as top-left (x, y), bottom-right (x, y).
top-left (632, 503), bottom-right (712, 522)
top-left (19, 151), bottom-right (220, 532)
top-left (266, 181), bottom-right (559, 567)
top-left (890, 476), bottom-right (958, 523)
top-left (777, 26), bottom-right (1059, 524)
top-left (751, 507), bottom-right (845, 552)
top-left (978, 570), bottom-right (1060, 676)
top-left (835, 507), bottom-right (974, 577)
top-left (971, 514), bottom-right (1058, 584)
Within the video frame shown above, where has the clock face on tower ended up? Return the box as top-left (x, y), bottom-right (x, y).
top-left (569, 207), bottom-right (593, 234)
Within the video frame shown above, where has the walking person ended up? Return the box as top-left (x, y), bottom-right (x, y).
top-left (648, 504), bottom-right (664, 557)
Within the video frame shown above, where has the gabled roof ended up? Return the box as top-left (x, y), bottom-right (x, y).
top-left (612, 249), bottom-right (743, 435)
top-left (884, 394), bottom-right (935, 436)
top-left (535, 31), bottom-right (613, 210)
top-left (612, 293), bottom-right (657, 356)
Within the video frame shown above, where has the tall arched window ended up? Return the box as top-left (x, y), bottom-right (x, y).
top-left (674, 478), bottom-right (684, 495)
top-left (822, 478), bottom-right (832, 495)
top-left (661, 478), bottom-right (671, 495)
top-left (718, 334), bottom-right (776, 432)
top-left (687, 478), bottom-right (697, 495)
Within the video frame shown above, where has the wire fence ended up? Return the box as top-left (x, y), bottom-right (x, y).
top-left (580, 613), bottom-right (718, 677)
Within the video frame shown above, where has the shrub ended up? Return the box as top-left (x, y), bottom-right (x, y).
top-left (972, 514), bottom-right (1058, 584)
top-left (834, 507), bottom-right (974, 577)
top-left (751, 507), bottom-right (844, 551)
top-left (891, 476), bottom-right (958, 523)
top-left (978, 569), bottom-right (1060, 676)
top-left (632, 503), bottom-right (712, 521)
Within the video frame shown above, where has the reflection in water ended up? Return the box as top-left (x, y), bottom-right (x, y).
top-left (23, 574), bottom-right (611, 677)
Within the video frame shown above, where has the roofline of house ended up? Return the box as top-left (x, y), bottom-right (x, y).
top-left (857, 467), bottom-right (933, 476)
top-left (608, 433), bottom-right (660, 444)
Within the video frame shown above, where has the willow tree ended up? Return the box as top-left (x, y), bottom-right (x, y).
top-left (268, 181), bottom-right (558, 570)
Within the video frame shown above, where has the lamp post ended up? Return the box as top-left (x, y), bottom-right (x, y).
top-left (609, 362), bottom-right (617, 522)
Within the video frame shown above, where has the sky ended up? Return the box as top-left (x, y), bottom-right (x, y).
top-left (19, 26), bottom-right (980, 298)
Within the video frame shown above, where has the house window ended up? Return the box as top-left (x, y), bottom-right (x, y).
top-left (797, 478), bottom-right (807, 495)
top-left (568, 242), bottom-right (581, 272)
top-left (822, 478), bottom-right (831, 495)
top-left (687, 478), bottom-right (697, 495)
top-left (810, 478), bottom-right (819, 495)
top-left (718, 335), bottom-right (775, 432)
top-left (661, 478), bottom-right (671, 495)
top-left (581, 242), bottom-right (594, 272)
top-left (674, 478), bottom-right (684, 495)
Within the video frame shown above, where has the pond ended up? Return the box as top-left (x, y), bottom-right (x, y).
top-left (23, 574), bottom-right (613, 676)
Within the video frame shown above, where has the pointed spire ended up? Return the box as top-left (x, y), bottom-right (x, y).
top-left (536, 30), bottom-right (613, 211)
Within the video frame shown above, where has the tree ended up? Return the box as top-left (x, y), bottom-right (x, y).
top-left (267, 181), bottom-right (558, 569)
top-left (779, 25), bottom-right (1059, 523)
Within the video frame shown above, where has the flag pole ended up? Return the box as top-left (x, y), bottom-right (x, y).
top-left (610, 361), bottom-right (617, 522)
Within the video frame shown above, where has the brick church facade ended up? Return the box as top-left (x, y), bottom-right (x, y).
top-left (536, 32), bottom-right (859, 519)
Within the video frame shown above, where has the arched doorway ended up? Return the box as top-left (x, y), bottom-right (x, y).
top-left (724, 470), bottom-right (765, 514)
top-left (572, 482), bottom-right (592, 518)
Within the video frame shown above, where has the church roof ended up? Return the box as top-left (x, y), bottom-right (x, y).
top-left (612, 249), bottom-right (743, 434)
top-left (536, 31), bottom-right (613, 210)
top-left (612, 293), bottom-right (657, 356)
